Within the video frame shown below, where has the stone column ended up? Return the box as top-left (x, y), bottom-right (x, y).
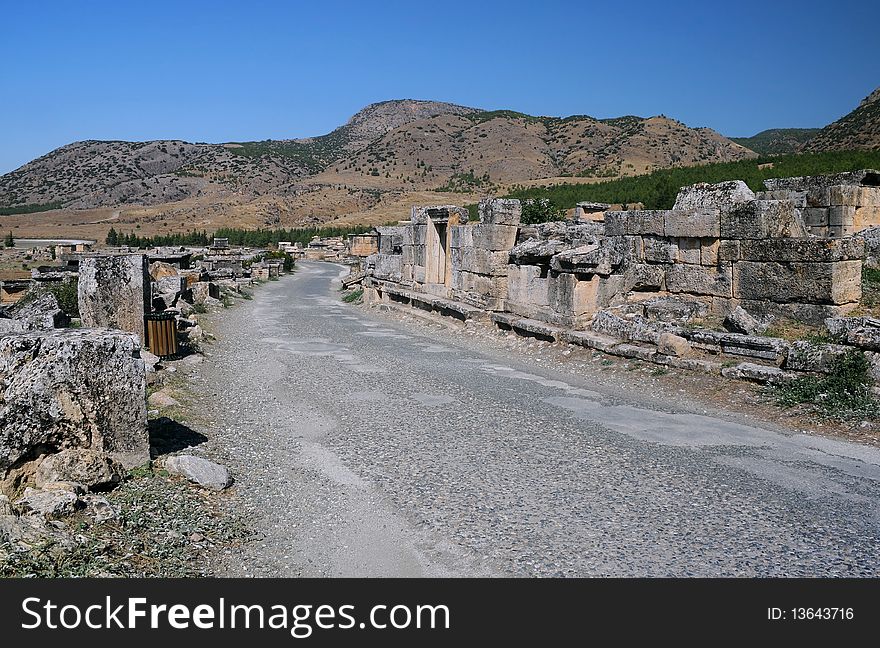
top-left (78, 254), bottom-right (151, 344)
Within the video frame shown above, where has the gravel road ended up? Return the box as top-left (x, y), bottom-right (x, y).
top-left (187, 262), bottom-right (880, 577)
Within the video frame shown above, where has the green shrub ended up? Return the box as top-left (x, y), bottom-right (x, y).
top-left (342, 288), bottom-right (363, 303)
top-left (774, 350), bottom-right (879, 419)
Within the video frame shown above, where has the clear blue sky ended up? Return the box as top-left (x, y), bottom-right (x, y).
top-left (1, 0), bottom-right (877, 174)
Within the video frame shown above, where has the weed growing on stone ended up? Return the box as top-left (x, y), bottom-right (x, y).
top-left (342, 288), bottom-right (363, 304)
top-left (774, 350), bottom-right (879, 420)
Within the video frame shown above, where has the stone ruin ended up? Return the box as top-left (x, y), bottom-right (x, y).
top-left (357, 170), bottom-right (880, 385)
top-left (78, 253), bottom-right (151, 343)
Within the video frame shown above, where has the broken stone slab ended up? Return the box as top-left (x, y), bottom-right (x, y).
top-left (164, 455), bottom-right (231, 491)
top-left (0, 329), bottom-right (149, 474)
top-left (78, 254), bottom-right (151, 343)
top-left (657, 332), bottom-right (692, 357)
top-left (609, 343), bottom-right (657, 362)
top-left (825, 316), bottom-right (880, 350)
top-left (720, 362), bottom-right (798, 385)
top-left (7, 292), bottom-right (69, 330)
top-left (784, 340), bottom-right (851, 373)
top-left (689, 331), bottom-right (789, 363)
top-left (559, 330), bottom-right (618, 352)
top-left (723, 305), bottom-right (762, 335)
top-left (35, 449), bottom-right (124, 491)
top-left (654, 356), bottom-right (722, 374)
top-left (15, 486), bottom-right (80, 517)
top-left (508, 238), bottom-right (569, 264)
top-left (643, 296), bottom-right (709, 324)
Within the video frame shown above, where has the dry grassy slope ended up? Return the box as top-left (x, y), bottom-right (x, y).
top-left (804, 87), bottom-right (880, 152)
top-left (324, 112), bottom-right (755, 190)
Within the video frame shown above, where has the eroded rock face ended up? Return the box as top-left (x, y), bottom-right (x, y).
top-left (78, 254), bottom-right (150, 343)
top-left (0, 329), bottom-right (149, 475)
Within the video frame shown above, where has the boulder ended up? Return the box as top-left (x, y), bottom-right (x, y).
top-left (148, 390), bottom-right (180, 409)
top-left (78, 254), bottom-right (150, 343)
top-left (673, 180), bottom-right (755, 212)
top-left (15, 487), bottom-right (80, 517)
top-left (149, 261), bottom-right (179, 281)
top-left (657, 332), bottom-right (692, 357)
top-left (0, 514), bottom-right (76, 552)
top-left (164, 455), bottom-right (231, 491)
top-left (35, 449), bottom-right (124, 491)
top-left (0, 329), bottom-right (149, 474)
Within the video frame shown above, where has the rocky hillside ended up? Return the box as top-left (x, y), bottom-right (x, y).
top-left (804, 87), bottom-right (880, 152)
top-left (731, 128), bottom-right (821, 155)
top-left (0, 100), bottom-right (756, 212)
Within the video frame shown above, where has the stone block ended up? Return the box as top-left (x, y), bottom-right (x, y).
top-left (860, 186), bottom-right (880, 207)
top-left (700, 238), bottom-right (720, 266)
top-left (459, 271), bottom-right (508, 301)
top-left (550, 273), bottom-right (599, 320)
top-left (459, 249), bottom-right (510, 276)
top-left (721, 362), bottom-right (795, 385)
top-left (737, 238), bottom-right (864, 263)
top-left (718, 240), bottom-right (741, 262)
top-left (801, 207), bottom-right (829, 227)
top-left (643, 236), bottom-right (678, 263)
top-left (471, 224), bottom-right (518, 252)
top-left (829, 205), bottom-right (856, 229)
top-left (673, 180), bottom-right (755, 212)
top-left (720, 200), bottom-right (807, 239)
top-left (622, 264), bottom-right (665, 292)
top-left (676, 238), bottom-right (702, 264)
top-left (734, 260), bottom-right (861, 304)
top-left (479, 198), bottom-right (522, 226)
top-left (829, 185), bottom-right (861, 207)
top-left (657, 332), bottom-right (692, 357)
top-left (506, 265), bottom-right (549, 309)
top-left (603, 210), bottom-right (665, 236)
top-left (784, 340), bottom-right (851, 373)
top-left (825, 316), bottom-right (880, 351)
top-left (78, 254), bottom-right (150, 343)
top-left (664, 209), bottom-right (721, 238)
top-left (450, 225), bottom-right (473, 249)
top-left (666, 264), bottom-right (733, 297)
top-left (0, 329), bottom-right (148, 473)
top-left (855, 206), bottom-right (880, 231)
top-left (191, 281), bottom-right (220, 304)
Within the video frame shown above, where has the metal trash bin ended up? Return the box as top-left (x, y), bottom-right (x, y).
top-left (144, 312), bottom-right (179, 359)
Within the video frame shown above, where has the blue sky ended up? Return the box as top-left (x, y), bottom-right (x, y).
top-left (0, 0), bottom-right (877, 174)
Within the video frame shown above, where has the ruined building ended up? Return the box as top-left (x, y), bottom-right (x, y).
top-left (357, 170), bottom-right (880, 384)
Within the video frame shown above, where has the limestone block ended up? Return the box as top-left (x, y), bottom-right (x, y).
top-left (737, 238), bottom-right (864, 263)
top-left (829, 185), bottom-right (861, 206)
top-left (718, 240), bottom-right (741, 262)
top-left (734, 260), bottom-right (861, 304)
top-left (459, 248), bottom-right (510, 276)
top-left (720, 200), bottom-right (807, 239)
top-left (35, 449), bottom-right (124, 490)
top-left (626, 236), bottom-right (645, 263)
top-left (479, 198), bottom-right (522, 226)
top-left (666, 263), bottom-right (733, 297)
top-left (506, 265), bottom-right (550, 308)
top-left (459, 271), bottom-right (507, 301)
top-left (0, 329), bottom-right (148, 473)
top-left (413, 265), bottom-right (426, 283)
top-left (411, 224), bottom-right (427, 246)
top-left (801, 207), bottom-right (830, 227)
top-left (700, 238), bottom-right (720, 266)
top-left (664, 209), bottom-right (720, 238)
top-left (450, 225), bottom-right (473, 249)
top-left (855, 206), bottom-right (880, 231)
top-left (149, 261), bottom-right (179, 281)
top-left (825, 316), bottom-right (880, 350)
top-left (673, 180), bottom-right (755, 212)
top-left (551, 238), bottom-right (627, 275)
top-left (676, 238), bottom-right (702, 264)
top-left (721, 362), bottom-right (794, 385)
top-left (829, 206), bottom-right (856, 227)
top-left (643, 236), bottom-right (678, 264)
top-left (509, 238), bottom-right (568, 264)
top-left (472, 224), bottom-right (518, 252)
top-left (859, 186), bottom-right (880, 207)
top-left (549, 273), bottom-right (599, 319)
top-left (191, 281), bottom-right (220, 304)
top-left (622, 264), bottom-right (666, 292)
top-left (603, 210), bottom-right (665, 236)
top-left (78, 254), bottom-right (150, 343)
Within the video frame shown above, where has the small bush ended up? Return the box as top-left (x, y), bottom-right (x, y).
top-left (342, 288), bottom-right (363, 303)
top-left (192, 303), bottom-right (208, 314)
top-left (774, 350), bottom-right (879, 419)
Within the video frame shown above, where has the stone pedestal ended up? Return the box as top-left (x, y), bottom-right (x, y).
top-left (78, 254), bottom-right (150, 343)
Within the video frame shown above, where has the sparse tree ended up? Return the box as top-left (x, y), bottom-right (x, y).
top-left (3, 232), bottom-right (14, 248)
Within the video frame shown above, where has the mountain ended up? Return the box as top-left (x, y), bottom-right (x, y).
top-left (0, 100), bottom-right (754, 214)
top-left (804, 87), bottom-right (880, 152)
top-left (730, 128), bottom-right (821, 155)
